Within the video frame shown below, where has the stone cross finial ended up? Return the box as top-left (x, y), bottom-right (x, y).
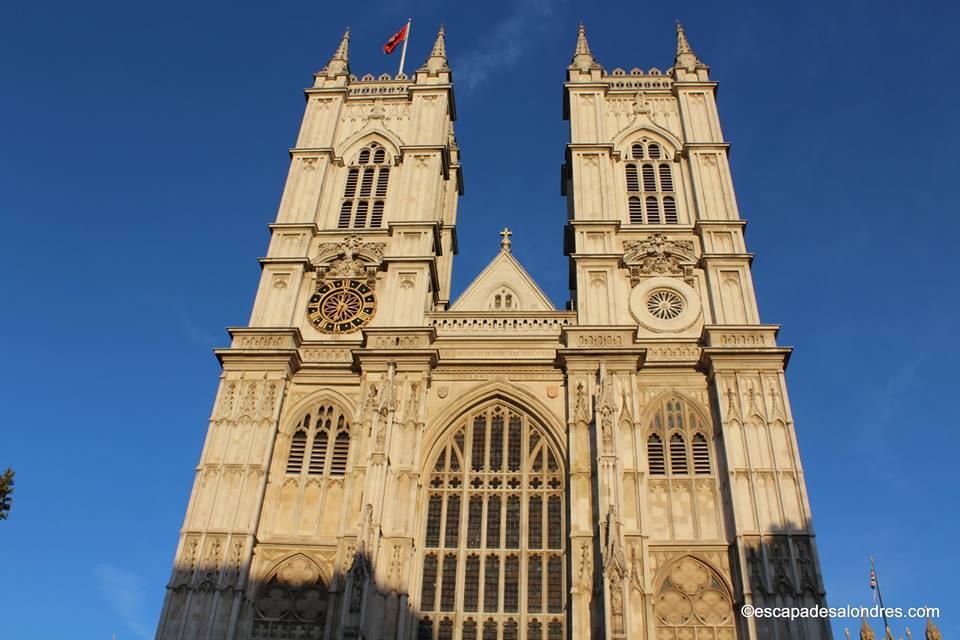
top-left (500, 227), bottom-right (513, 252)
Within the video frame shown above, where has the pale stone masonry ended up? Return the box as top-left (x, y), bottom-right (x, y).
top-left (155, 23), bottom-right (831, 640)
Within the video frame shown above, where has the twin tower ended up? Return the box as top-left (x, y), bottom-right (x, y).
top-left (155, 24), bottom-right (831, 640)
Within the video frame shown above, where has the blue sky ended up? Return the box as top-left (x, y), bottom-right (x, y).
top-left (1, 0), bottom-right (958, 638)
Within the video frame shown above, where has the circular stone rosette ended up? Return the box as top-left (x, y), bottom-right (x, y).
top-left (629, 276), bottom-right (702, 333)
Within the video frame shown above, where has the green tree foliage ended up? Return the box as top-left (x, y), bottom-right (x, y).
top-left (0, 468), bottom-right (14, 520)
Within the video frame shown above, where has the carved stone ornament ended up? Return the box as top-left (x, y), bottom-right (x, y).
top-left (377, 363), bottom-right (397, 417)
top-left (348, 553), bottom-right (368, 613)
top-left (578, 540), bottom-right (593, 592)
top-left (574, 382), bottom-right (591, 424)
top-left (313, 235), bottom-right (386, 286)
top-left (602, 505), bottom-right (627, 577)
top-left (622, 232), bottom-right (697, 286)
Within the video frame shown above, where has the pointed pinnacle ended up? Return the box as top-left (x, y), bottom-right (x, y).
top-left (431, 24), bottom-right (447, 58)
top-left (324, 28), bottom-right (350, 75)
top-left (575, 22), bottom-right (591, 55)
top-left (675, 21), bottom-right (702, 68)
top-left (333, 27), bottom-right (350, 61)
top-left (571, 22), bottom-right (598, 70)
top-left (925, 618), bottom-right (942, 640)
top-left (421, 24), bottom-right (450, 73)
top-left (674, 20), bottom-right (702, 69)
top-left (675, 21), bottom-right (693, 55)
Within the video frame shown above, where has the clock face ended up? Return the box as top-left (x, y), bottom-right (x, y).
top-left (307, 279), bottom-right (376, 334)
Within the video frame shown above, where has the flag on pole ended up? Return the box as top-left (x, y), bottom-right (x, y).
top-left (869, 567), bottom-right (877, 590)
top-left (383, 23), bottom-right (409, 54)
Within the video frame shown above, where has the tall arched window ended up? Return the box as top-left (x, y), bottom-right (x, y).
top-left (285, 403), bottom-right (351, 477)
top-left (646, 396), bottom-right (712, 477)
top-left (338, 142), bottom-right (390, 229)
top-left (251, 556), bottom-right (328, 640)
top-left (418, 402), bottom-right (566, 640)
top-left (624, 139), bottom-right (679, 225)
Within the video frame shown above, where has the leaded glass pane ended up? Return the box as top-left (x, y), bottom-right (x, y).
top-left (484, 555), bottom-right (500, 612)
top-left (422, 554), bottom-right (437, 612)
top-left (506, 496), bottom-right (520, 548)
top-left (426, 495), bottom-right (442, 548)
top-left (445, 495), bottom-right (461, 548)
top-left (441, 554), bottom-right (457, 611)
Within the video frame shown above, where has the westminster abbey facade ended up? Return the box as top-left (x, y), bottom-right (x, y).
top-left (155, 23), bottom-right (831, 640)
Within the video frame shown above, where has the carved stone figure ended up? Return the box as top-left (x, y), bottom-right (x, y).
top-left (622, 232), bottom-right (697, 284)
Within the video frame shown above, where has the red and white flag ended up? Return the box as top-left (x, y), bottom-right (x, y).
top-left (383, 23), bottom-right (408, 54)
top-left (869, 568), bottom-right (877, 590)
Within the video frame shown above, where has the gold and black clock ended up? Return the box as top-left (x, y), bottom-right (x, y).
top-left (307, 279), bottom-right (376, 334)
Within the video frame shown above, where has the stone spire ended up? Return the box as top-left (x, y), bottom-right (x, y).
top-left (674, 21), bottom-right (702, 69)
top-left (324, 28), bottom-right (350, 75)
top-left (859, 617), bottom-right (876, 640)
top-left (421, 25), bottom-right (450, 74)
top-left (925, 618), bottom-right (942, 640)
top-left (570, 23), bottom-right (600, 71)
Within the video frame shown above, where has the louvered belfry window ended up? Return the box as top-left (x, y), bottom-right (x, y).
top-left (337, 142), bottom-right (390, 229)
top-left (646, 397), bottom-right (712, 477)
top-left (624, 140), bottom-right (679, 224)
top-left (418, 403), bottom-right (566, 640)
top-left (285, 403), bottom-right (351, 477)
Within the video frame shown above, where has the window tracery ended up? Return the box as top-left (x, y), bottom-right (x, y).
top-left (251, 557), bottom-right (328, 640)
top-left (653, 557), bottom-right (735, 640)
top-left (285, 403), bottom-right (351, 477)
top-left (419, 402), bottom-right (565, 640)
top-left (646, 397), bottom-right (712, 477)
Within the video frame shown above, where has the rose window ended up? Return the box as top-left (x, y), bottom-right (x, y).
top-left (646, 289), bottom-right (684, 320)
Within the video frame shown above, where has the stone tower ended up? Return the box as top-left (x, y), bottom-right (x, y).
top-left (560, 23), bottom-right (830, 640)
top-left (155, 23), bottom-right (830, 640)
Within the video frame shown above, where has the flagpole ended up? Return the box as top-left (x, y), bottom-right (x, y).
top-left (398, 18), bottom-right (412, 76)
top-left (870, 557), bottom-right (892, 637)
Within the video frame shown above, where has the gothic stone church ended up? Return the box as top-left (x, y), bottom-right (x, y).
top-left (155, 23), bottom-right (831, 640)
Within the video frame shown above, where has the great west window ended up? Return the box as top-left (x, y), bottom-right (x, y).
top-left (418, 402), bottom-right (566, 640)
